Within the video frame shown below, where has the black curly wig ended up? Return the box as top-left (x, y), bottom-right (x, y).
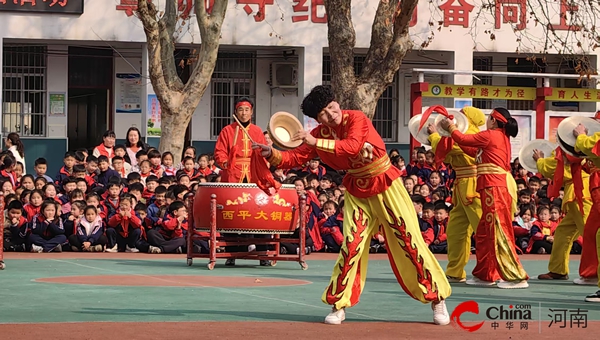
top-left (300, 85), bottom-right (335, 120)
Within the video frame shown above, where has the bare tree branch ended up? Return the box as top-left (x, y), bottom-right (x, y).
top-left (360, 0), bottom-right (398, 82)
top-left (181, 0), bottom-right (228, 108)
top-left (158, 0), bottom-right (184, 92)
top-left (323, 0), bottom-right (356, 95)
top-left (136, 0), bottom-right (172, 106)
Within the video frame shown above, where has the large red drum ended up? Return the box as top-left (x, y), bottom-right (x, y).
top-left (193, 183), bottom-right (300, 234)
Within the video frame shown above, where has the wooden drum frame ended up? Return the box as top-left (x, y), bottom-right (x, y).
top-left (187, 183), bottom-right (308, 270)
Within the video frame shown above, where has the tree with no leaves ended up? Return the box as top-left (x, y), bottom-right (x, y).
top-left (136, 0), bottom-right (227, 163)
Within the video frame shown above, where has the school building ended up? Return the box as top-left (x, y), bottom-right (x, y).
top-left (1, 0), bottom-right (599, 175)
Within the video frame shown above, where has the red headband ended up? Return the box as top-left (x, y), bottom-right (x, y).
top-left (491, 110), bottom-right (508, 123)
top-left (235, 101), bottom-right (252, 110)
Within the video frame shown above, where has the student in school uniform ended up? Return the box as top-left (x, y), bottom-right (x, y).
top-left (430, 202), bottom-right (450, 254)
top-left (54, 152), bottom-right (76, 186)
top-left (69, 205), bottom-right (107, 252)
top-left (103, 182), bottom-right (122, 220)
top-left (147, 201), bottom-right (188, 254)
top-left (106, 195), bottom-right (143, 253)
top-left (63, 200), bottom-right (86, 238)
top-left (28, 200), bottom-right (67, 253)
top-left (5, 200), bottom-right (28, 252)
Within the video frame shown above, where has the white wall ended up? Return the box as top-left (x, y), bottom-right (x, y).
top-left (113, 52), bottom-right (143, 139)
top-left (46, 45), bottom-right (68, 139)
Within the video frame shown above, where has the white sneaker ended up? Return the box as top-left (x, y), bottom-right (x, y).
top-left (125, 245), bottom-right (139, 253)
top-left (30, 245), bottom-right (43, 253)
top-left (497, 280), bottom-right (529, 289)
top-left (248, 244), bottom-right (256, 252)
top-left (574, 277), bottom-right (598, 286)
top-left (148, 246), bottom-right (162, 254)
top-left (105, 245), bottom-right (118, 253)
top-left (466, 277), bottom-right (496, 286)
top-left (432, 300), bottom-right (450, 325)
top-left (324, 307), bottom-right (345, 325)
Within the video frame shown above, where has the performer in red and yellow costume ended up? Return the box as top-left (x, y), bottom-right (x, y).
top-left (214, 97), bottom-right (271, 267)
top-left (534, 145), bottom-right (592, 282)
top-left (427, 106), bottom-right (490, 283)
top-left (214, 97), bottom-right (267, 183)
top-left (573, 120), bottom-right (600, 301)
top-left (254, 85), bottom-right (451, 325)
top-left (441, 108), bottom-right (529, 288)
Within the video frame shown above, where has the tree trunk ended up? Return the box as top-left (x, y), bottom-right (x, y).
top-left (324, 0), bottom-right (418, 120)
top-left (136, 0), bottom-right (227, 164)
top-left (158, 105), bottom-right (194, 164)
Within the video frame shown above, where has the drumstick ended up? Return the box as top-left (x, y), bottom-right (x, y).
top-left (232, 114), bottom-right (255, 144)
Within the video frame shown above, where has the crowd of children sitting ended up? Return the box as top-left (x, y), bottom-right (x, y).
top-left (0, 130), bottom-right (571, 256)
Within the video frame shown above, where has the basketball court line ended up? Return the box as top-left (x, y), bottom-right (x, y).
top-left (49, 259), bottom-right (387, 322)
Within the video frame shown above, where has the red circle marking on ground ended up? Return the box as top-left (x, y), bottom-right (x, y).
top-left (34, 275), bottom-right (312, 288)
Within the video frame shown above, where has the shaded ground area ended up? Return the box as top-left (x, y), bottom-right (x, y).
top-left (1, 321), bottom-right (597, 340)
top-left (0, 253), bottom-right (598, 339)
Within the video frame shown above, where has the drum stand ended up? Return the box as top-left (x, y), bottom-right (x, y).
top-left (186, 194), bottom-right (308, 270)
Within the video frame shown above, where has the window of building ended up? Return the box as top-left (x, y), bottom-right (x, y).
top-left (322, 55), bottom-right (398, 142)
top-left (507, 58), bottom-right (542, 111)
top-left (2, 45), bottom-right (47, 136)
top-left (210, 52), bottom-right (256, 140)
top-left (473, 56), bottom-right (492, 109)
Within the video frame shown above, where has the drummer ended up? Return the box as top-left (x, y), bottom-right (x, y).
top-left (213, 97), bottom-right (272, 266)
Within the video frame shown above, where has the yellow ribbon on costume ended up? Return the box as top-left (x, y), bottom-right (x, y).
top-left (477, 163), bottom-right (518, 215)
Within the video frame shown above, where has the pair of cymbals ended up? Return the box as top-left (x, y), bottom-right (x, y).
top-left (267, 111), bottom-right (304, 150)
top-left (408, 109), bottom-right (469, 145)
top-left (519, 139), bottom-right (557, 174)
top-left (556, 116), bottom-right (600, 158)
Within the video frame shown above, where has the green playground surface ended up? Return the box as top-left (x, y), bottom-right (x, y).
top-left (1, 254), bottom-right (600, 325)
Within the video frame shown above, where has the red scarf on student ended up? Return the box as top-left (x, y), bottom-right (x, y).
top-left (96, 144), bottom-right (113, 159)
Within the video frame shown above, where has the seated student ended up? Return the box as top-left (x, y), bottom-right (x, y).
top-left (69, 205), bottom-right (107, 252)
top-left (422, 202), bottom-right (435, 225)
top-left (147, 149), bottom-right (164, 177)
top-left (63, 200), bottom-right (85, 237)
top-left (528, 176), bottom-right (541, 197)
top-left (71, 165), bottom-right (88, 187)
top-left (528, 206), bottom-right (555, 254)
top-left (161, 152), bottom-right (176, 177)
top-left (112, 155), bottom-right (129, 178)
top-left (515, 178), bottom-right (527, 191)
top-left (106, 195), bottom-right (143, 253)
top-left (428, 171), bottom-right (444, 191)
top-left (318, 200), bottom-right (343, 253)
top-left (34, 158), bottom-right (53, 183)
top-left (518, 189), bottom-right (532, 205)
top-left (147, 185), bottom-right (168, 228)
top-left (103, 182), bottom-right (122, 220)
top-left (147, 201), bottom-right (189, 254)
top-left (411, 195), bottom-right (434, 246)
top-left (86, 192), bottom-right (107, 222)
top-left (143, 175), bottom-right (159, 203)
top-left (55, 152), bottom-right (76, 186)
top-left (128, 182), bottom-right (145, 205)
top-left (197, 154), bottom-right (214, 178)
top-left (180, 156), bottom-right (201, 181)
top-left (513, 204), bottom-right (536, 253)
top-left (5, 200), bottom-right (28, 252)
top-left (62, 188), bottom-right (84, 215)
top-left (75, 178), bottom-right (88, 194)
top-left (24, 189), bottom-right (43, 222)
top-left (420, 185), bottom-right (432, 203)
top-left (84, 156), bottom-right (99, 186)
top-left (430, 202), bottom-right (449, 254)
top-left (28, 200), bottom-right (67, 253)
top-left (96, 156), bottom-right (120, 188)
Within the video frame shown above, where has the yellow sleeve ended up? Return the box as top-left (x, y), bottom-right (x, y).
top-left (575, 132), bottom-right (600, 157)
top-left (536, 156), bottom-right (557, 178)
top-left (429, 132), bottom-right (441, 151)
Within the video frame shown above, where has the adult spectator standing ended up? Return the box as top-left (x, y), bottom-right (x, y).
top-left (5, 133), bottom-right (25, 174)
top-left (124, 127), bottom-right (149, 166)
top-left (92, 130), bottom-right (116, 161)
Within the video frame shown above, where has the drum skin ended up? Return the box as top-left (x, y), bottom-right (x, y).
top-left (193, 183), bottom-right (300, 234)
